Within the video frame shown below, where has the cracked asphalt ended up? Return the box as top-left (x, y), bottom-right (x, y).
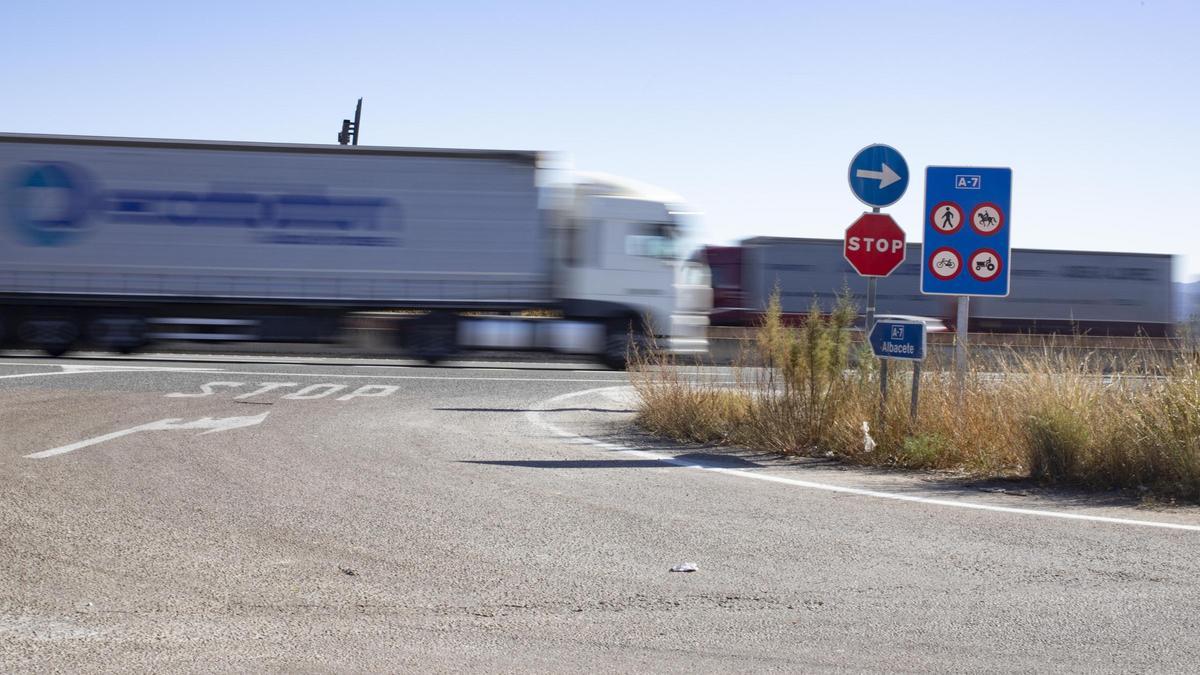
top-left (2, 351), bottom-right (1199, 672)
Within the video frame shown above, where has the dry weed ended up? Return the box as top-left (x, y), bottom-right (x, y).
top-left (632, 291), bottom-right (1200, 502)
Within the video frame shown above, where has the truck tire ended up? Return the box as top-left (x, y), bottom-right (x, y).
top-left (90, 317), bottom-right (148, 354)
top-left (404, 312), bottom-right (460, 364)
top-left (601, 319), bottom-right (646, 371)
top-left (18, 318), bottom-right (80, 357)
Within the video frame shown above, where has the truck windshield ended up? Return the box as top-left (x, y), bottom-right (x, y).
top-left (677, 261), bottom-right (711, 287)
top-left (625, 221), bottom-right (680, 260)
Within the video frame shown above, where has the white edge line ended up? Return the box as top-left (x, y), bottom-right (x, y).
top-left (525, 386), bottom-right (1200, 534)
top-left (200, 370), bottom-right (636, 383)
top-left (0, 363), bottom-right (634, 384)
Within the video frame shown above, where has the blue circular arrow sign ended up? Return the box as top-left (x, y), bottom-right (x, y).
top-left (848, 144), bottom-right (909, 208)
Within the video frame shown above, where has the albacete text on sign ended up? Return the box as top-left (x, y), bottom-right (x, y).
top-left (880, 342), bottom-right (916, 355)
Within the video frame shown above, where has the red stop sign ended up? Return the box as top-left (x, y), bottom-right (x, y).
top-left (843, 213), bottom-right (906, 277)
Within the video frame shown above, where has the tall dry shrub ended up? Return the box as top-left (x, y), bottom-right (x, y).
top-left (630, 324), bottom-right (748, 444)
top-left (740, 289), bottom-right (861, 453)
top-left (1104, 356), bottom-right (1200, 500)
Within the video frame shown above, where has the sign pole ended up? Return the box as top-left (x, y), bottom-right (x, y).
top-left (865, 277), bottom-right (877, 338)
top-left (956, 295), bottom-right (969, 402)
top-left (910, 362), bottom-right (921, 421)
top-left (879, 358), bottom-right (889, 418)
top-left (868, 205), bottom-right (884, 417)
top-left (867, 275), bottom-right (884, 421)
top-left (864, 203), bottom-right (881, 336)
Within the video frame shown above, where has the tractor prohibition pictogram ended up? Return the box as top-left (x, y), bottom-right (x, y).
top-left (968, 248), bottom-right (1003, 281)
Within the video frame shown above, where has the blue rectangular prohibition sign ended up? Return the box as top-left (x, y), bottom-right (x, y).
top-left (869, 320), bottom-right (926, 361)
top-left (921, 166), bottom-right (1012, 297)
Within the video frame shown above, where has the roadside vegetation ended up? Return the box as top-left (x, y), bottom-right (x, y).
top-left (632, 292), bottom-right (1200, 503)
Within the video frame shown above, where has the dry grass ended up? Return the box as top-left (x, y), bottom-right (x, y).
top-left (632, 293), bottom-right (1200, 502)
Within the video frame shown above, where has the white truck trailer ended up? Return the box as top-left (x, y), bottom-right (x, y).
top-left (0, 133), bottom-right (710, 366)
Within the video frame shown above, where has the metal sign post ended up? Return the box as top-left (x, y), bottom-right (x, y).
top-left (910, 362), bottom-right (922, 421)
top-left (865, 276), bottom-right (877, 338)
top-left (956, 296), bottom-right (969, 402)
top-left (880, 357), bottom-right (889, 418)
top-left (865, 273), bottom-right (883, 416)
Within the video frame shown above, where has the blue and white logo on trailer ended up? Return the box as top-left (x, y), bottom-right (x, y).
top-left (847, 144), bottom-right (909, 208)
top-left (868, 319), bottom-right (926, 361)
top-left (921, 166), bottom-right (1012, 297)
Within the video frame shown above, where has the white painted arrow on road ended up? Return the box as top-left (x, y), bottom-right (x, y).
top-left (25, 412), bottom-right (269, 459)
top-left (855, 163), bottom-right (902, 188)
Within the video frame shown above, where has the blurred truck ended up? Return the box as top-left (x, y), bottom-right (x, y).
top-left (0, 133), bottom-right (710, 367)
top-left (700, 237), bottom-right (1173, 336)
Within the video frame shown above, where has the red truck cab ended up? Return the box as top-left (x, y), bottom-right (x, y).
top-left (695, 246), bottom-right (747, 326)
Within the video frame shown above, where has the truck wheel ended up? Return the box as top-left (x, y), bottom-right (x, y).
top-left (601, 321), bottom-right (646, 371)
top-left (18, 318), bottom-right (80, 357)
top-left (90, 317), bottom-right (148, 355)
top-left (405, 313), bottom-right (460, 364)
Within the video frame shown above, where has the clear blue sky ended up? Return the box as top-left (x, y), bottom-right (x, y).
top-left (3, 1), bottom-right (1198, 279)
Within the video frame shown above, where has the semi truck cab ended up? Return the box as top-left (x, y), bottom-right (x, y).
top-left (553, 173), bottom-right (711, 361)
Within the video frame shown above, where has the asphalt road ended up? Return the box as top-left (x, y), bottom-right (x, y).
top-left (2, 350), bottom-right (1200, 672)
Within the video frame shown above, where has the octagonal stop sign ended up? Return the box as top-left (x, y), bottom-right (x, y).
top-left (844, 213), bottom-right (906, 277)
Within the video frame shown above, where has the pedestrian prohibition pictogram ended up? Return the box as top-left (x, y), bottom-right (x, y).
top-left (930, 201), bottom-right (963, 234)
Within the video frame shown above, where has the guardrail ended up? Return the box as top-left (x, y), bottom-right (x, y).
top-left (702, 326), bottom-right (1196, 370)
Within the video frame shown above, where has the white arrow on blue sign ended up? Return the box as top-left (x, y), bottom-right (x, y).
top-left (848, 144), bottom-right (909, 208)
top-left (868, 320), bottom-right (926, 361)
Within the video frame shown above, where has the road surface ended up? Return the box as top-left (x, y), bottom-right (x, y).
top-left (2, 350), bottom-right (1199, 672)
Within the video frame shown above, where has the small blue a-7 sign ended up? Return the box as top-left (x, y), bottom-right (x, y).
top-left (869, 320), bottom-right (927, 361)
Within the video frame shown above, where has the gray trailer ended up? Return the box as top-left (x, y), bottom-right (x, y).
top-left (731, 237), bottom-right (1174, 336)
top-left (0, 133), bottom-right (710, 363)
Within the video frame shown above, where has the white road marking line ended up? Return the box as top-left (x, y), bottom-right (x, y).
top-left (0, 363), bottom-right (634, 384)
top-left (0, 365), bottom-right (221, 380)
top-left (25, 413), bottom-right (269, 459)
top-left (1, 353), bottom-right (610, 373)
top-left (1, 360), bottom-right (732, 385)
top-left (143, 369), bottom-right (634, 384)
top-left (59, 365), bottom-right (221, 373)
top-left (0, 363), bottom-right (221, 372)
top-left (525, 386), bottom-right (1200, 534)
top-left (0, 370), bottom-right (93, 380)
